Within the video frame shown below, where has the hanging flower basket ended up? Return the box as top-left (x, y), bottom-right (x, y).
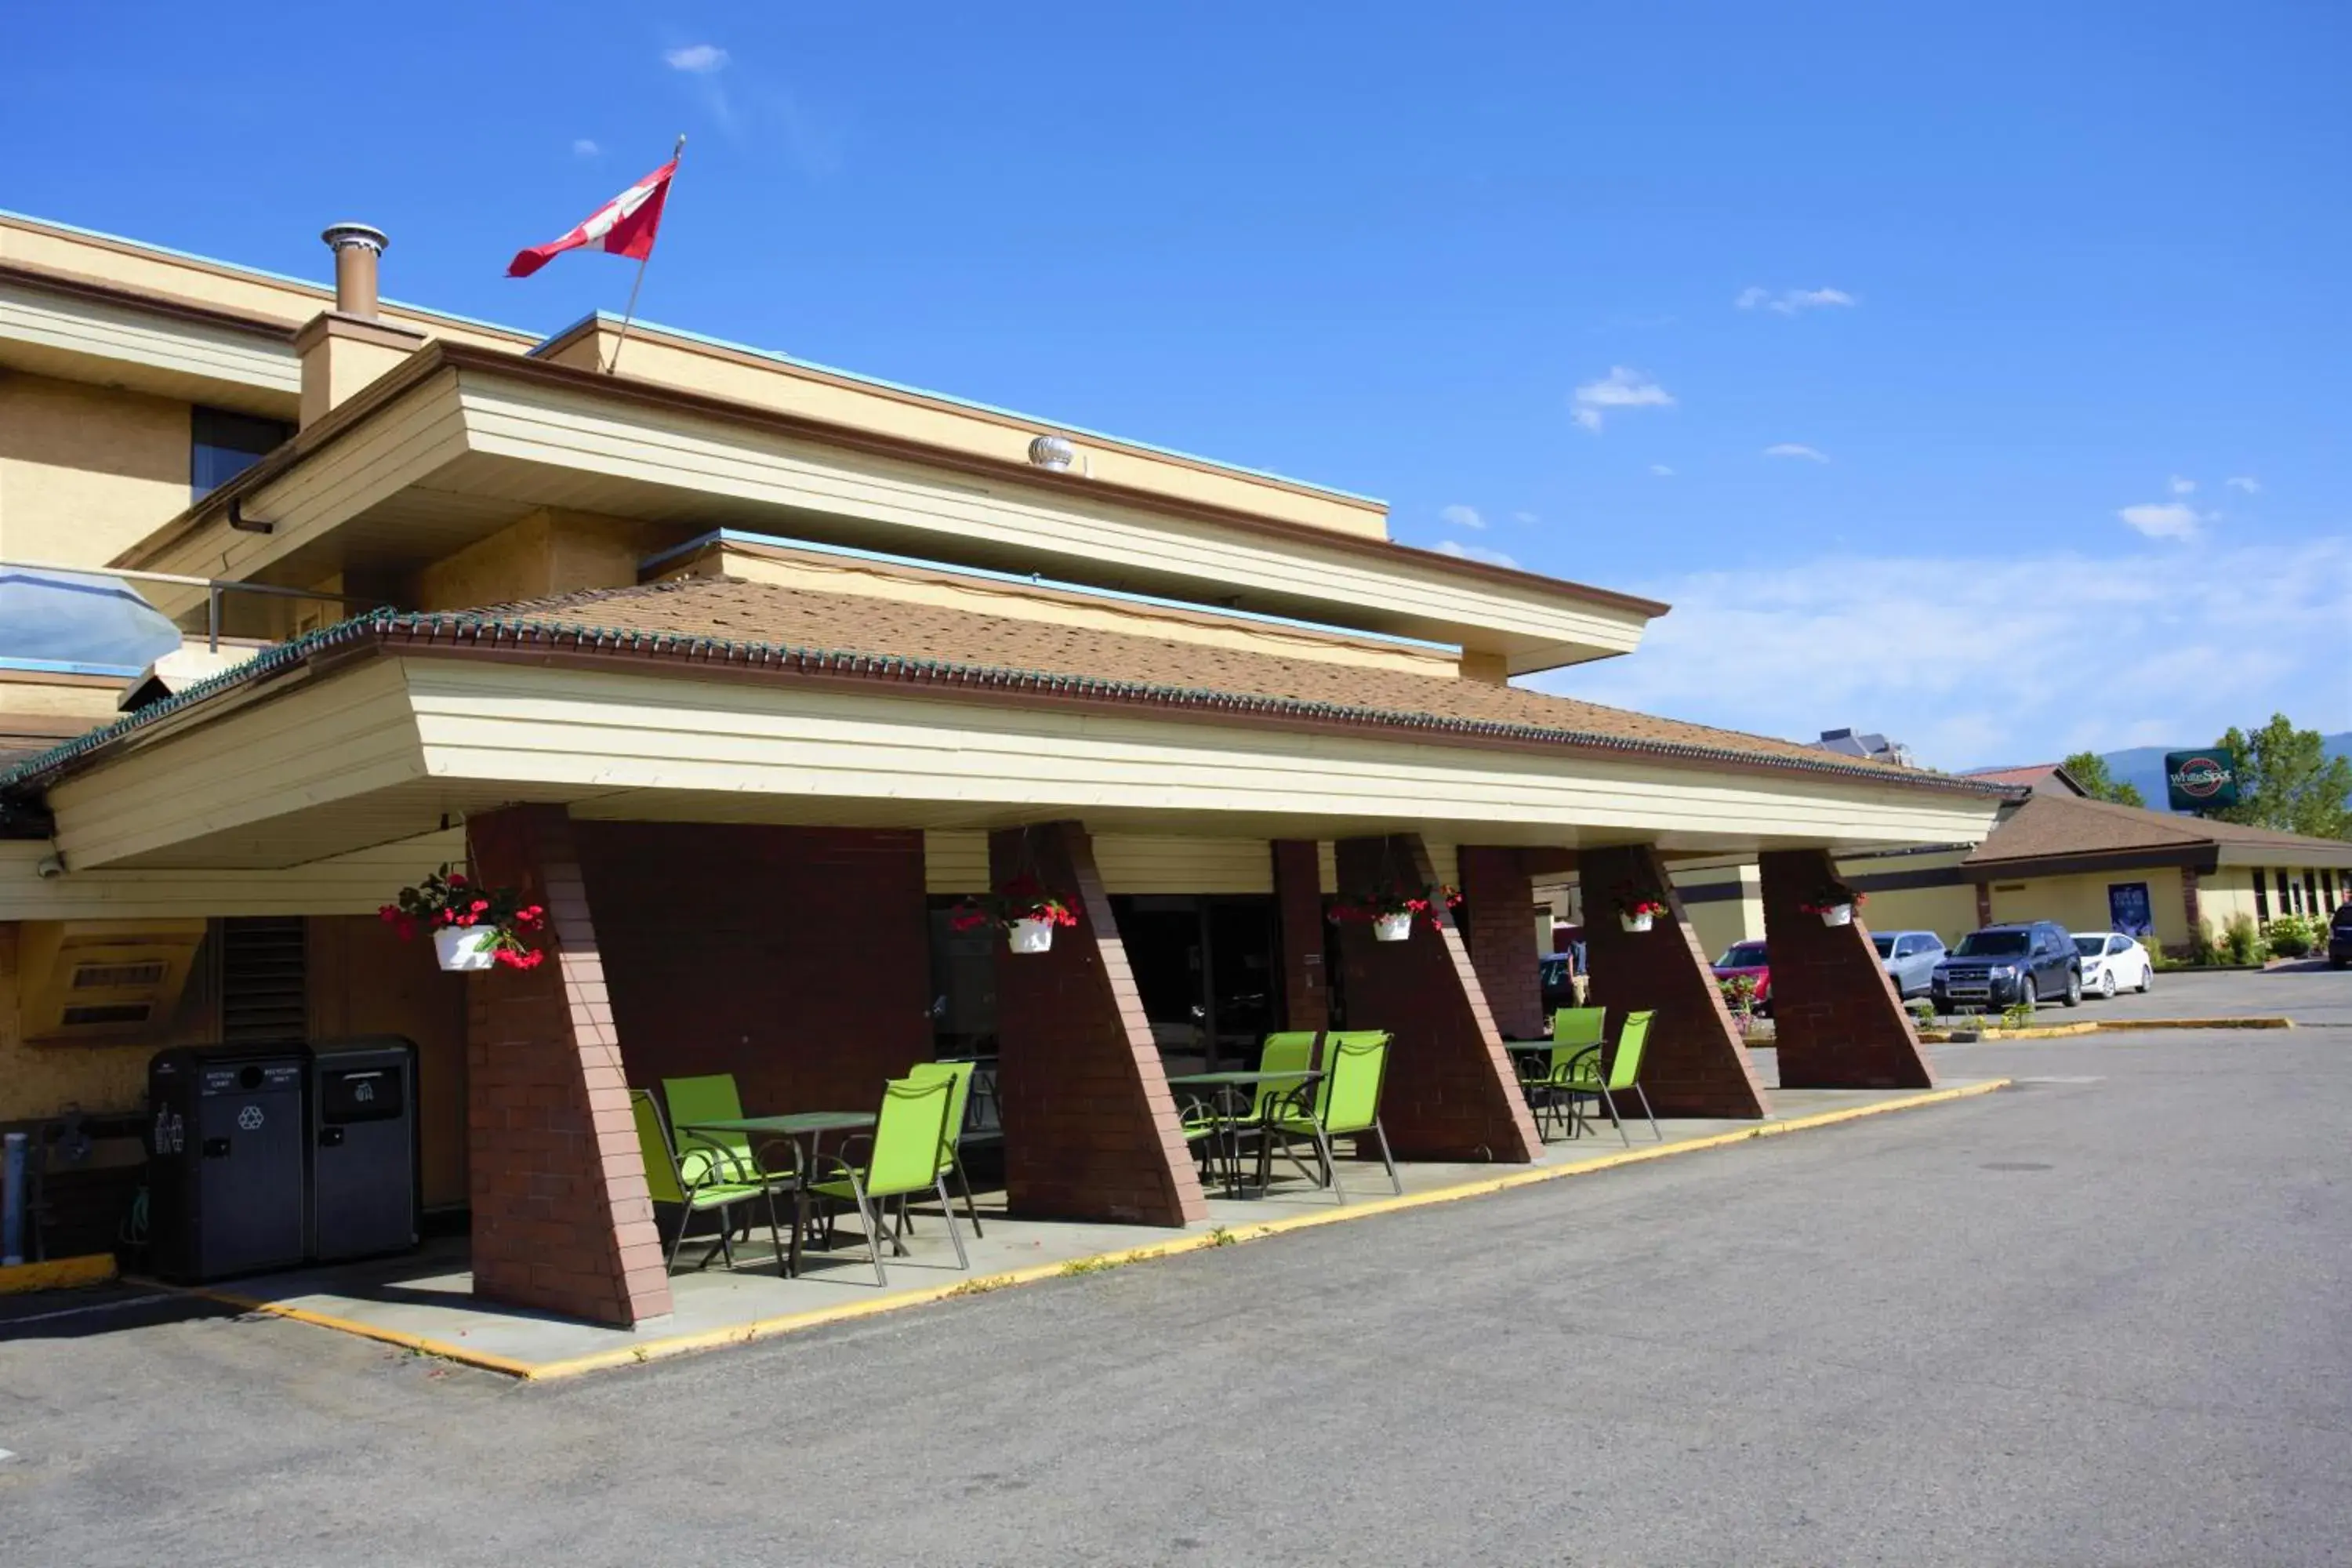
top-left (1331, 882), bottom-right (1461, 943)
top-left (950, 874), bottom-right (1080, 955)
top-left (1612, 891), bottom-right (1670, 934)
top-left (381, 865), bottom-right (546, 971)
top-left (1798, 887), bottom-right (1865, 928)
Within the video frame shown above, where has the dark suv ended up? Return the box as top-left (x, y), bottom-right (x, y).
top-left (2330, 904), bottom-right (2352, 970)
top-left (1931, 921), bottom-right (2082, 1011)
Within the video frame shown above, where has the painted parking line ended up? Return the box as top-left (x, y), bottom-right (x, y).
top-left (0, 1292), bottom-right (188, 1329)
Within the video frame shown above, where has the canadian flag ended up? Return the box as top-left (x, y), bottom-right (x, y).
top-left (506, 158), bottom-right (679, 278)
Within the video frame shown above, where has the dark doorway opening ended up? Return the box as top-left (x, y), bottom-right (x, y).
top-left (1111, 895), bottom-right (1277, 1075)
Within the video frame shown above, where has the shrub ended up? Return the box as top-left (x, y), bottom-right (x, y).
top-left (1907, 996), bottom-right (1938, 1029)
top-left (2263, 914), bottom-right (2317, 959)
top-left (2185, 917), bottom-right (2219, 967)
top-left (2218, 912), bottom-right (2267, 967)
top-left (2001, 1000), bottom-right (2037, 1031)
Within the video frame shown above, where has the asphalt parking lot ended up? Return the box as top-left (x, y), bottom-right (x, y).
top-left (5, 1004), bottom-right (2347, 1567)
top-left (2040, 960), bottom-right (2352, 1026)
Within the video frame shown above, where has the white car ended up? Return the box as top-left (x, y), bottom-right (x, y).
top-left (2072, 931), bottom-right (2153, 999)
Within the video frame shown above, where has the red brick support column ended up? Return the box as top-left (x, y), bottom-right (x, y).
top-left (1334, 834), bottom-right (1539, 1162)
top-left (1759, 849), bottom-right (1936, 1090)
top-left (1458, 846), bottom-right (1544, 1040)
top-left (992, 822), bottom-right (1208, 1227)
top-left (1581, 844), bottom-right (1769, 1118)
top-left (1270, 840), bottom-right (1328, 1033)
top-left (464, 804), bottom-right (673, 1327)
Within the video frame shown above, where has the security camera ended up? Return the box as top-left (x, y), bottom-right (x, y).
top-left (35, 852), bottom-right (65, 880)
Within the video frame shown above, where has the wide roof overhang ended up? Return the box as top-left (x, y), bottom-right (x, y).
top-left (112, 345), bottom-right (1667, 676)
top-left (20, 625), bottom-right (2002, 874)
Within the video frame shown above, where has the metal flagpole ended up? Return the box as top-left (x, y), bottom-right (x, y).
top-left (604, 133), bottom-right (686, 376)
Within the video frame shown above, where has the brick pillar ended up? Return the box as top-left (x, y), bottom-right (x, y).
top-left (2180, 866), bottom-right (2202, 950)
top-left (1333, 834), bottom-right (1539, 1162)
top-left (1271, 840), bottom-right (1328, 1033)
top-left (991, 822), bottom-right (1207, 1226)
top-left (1458, 846), bottom-right (1544, 1040)
top-left (1580, 844), bottom-right (1770, 1118)
top-left (1759, 848), bottom-right (1935, 1091)
top-left (1974, 881), bottom-right (1994, 927)
top-left (464, 805), bottom-right (673, 1327)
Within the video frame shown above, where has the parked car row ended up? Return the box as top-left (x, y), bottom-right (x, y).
top-left (1705, 920), bottom-right (2158, 1014)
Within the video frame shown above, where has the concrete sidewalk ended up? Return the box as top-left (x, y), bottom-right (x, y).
top-left (159, 1079), bottom-right (2002, 1377)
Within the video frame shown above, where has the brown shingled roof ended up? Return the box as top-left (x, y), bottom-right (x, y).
top-left (1965, 791), bottom-right (2351, 866)
top-left (460, 575), bottom-right (1984, 791)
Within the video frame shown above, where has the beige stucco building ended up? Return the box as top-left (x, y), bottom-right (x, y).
top-left (0, 207), bottom-right (2002, 1321)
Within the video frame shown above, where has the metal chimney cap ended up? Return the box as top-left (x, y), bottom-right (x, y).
top-left (320, 222), bottom-right (389, 254)
top-left (1028, 434), bottom-right (1076, 471)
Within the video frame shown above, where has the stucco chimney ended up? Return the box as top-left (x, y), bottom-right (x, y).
top-left (293, 222), bottom-right (423, 428)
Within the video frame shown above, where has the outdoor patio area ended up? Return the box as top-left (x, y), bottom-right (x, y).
top-left (166, 1071), bottom-right (2002, 1377)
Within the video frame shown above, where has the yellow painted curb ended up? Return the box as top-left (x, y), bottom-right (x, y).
top-left (126, 1279), bottom-right (543, 1379)
top-left (0, 1252), bottom-right (117, 1295)
top-left (517, 1076), bottom-right (2013, 1381)
top-left (143, 1080), bottom-right (2009, 1381)
top-left (1924, 1016), bottom-right (2295, 1042)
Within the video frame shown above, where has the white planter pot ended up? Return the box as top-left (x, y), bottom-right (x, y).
top-left (434, 925), bottom-right (499, 972)
top-left (1819, 903), bottom-right (1855, 927)
top-left (1620, 912), bottom-right (1655, 934)
top-left (1373, 912), bottom-right (1414, 943)
top-left (1007, 917), bottom-right (1056, 954)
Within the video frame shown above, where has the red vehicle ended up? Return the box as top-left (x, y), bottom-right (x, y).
top-left (1711, 940), bottom-right (1771, 1016)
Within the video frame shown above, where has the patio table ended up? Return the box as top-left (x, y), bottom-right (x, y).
top-left (1166, 1070), bottom-right (1318, 1200)
top-left (679, 1112), bottom-right (876, 1276)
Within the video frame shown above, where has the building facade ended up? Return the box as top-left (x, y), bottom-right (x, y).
top-left (0, 209), bottom-right (2000, 1321)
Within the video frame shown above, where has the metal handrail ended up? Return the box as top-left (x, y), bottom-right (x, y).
top-left (0, 558), bottom-right (387, 653)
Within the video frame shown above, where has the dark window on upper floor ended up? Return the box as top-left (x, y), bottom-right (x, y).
top-left (191, 406), bottom-right (293, 499)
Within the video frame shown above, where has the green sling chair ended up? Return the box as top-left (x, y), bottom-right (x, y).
top-left (1553, 1009), bottom-right (1663, 1146)
top-left (902, 1059), bottom-right (985, 1239)
top-left (809, 1074), bottom-right (970, 1287)
top-left (660, 1073), bottom-right (795, 1186)
top-left (631, 1090), bottom-right (795, 1276)
top-left (1261, 1030), bottom-right (1401, 1203)
top-left (1519, 1007), bottom-right (1609, 1142)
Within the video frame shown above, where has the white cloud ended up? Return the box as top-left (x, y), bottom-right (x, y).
top-left (1511, 510), bottom-right (1539, 525)
top-left (665, 43), bottom-right (729, 72)
top-left (1763, 443), bottom-right (1830, 463)
top-left (2227, 475), bottom-right (2262, 494)
top-left (1530, 537), bottom-right (2352, 769)
top-left (2169, 475), bottom-right (2197, 495)
top-left (1649, 464), bottom-right (1675, 477)
top-left (571, 138), bottom-right (601, 158)
top-left (1432, 539), bottom-right (1521, 569)
top-left (1570, 366), bottom-right (1675, 433)
top-left (1439, 503), bottom-right (1485, 532)
top-left (1737, 285), bottom-right (1857, 316)
top-left (2117, 501), bottom-right (2205, 541)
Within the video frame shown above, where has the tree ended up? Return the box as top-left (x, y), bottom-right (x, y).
top-left (2209, 714), bottom-right (2352, 841)
top-left (2061, 751), bottom-right (2145, 808)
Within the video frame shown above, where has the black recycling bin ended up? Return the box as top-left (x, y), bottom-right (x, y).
top-left (147, 1045), bottom-right (310, 1283)
top-left (308, 1037), bottom-right (419, 1262)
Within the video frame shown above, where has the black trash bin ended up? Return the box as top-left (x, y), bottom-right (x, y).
top-left (308, 1036), bottom-right (419, 1262)
top-left (147, 1045), bottom-right (310, 1283)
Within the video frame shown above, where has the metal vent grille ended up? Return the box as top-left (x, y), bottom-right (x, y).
top-left (220, 916), bottom-right (307, 1044)
top-left (72, 960), bottom-right (169, 990)
top-left (61, 1003), bottom-right (153, 1026)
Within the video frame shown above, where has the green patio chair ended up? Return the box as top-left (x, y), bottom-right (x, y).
top-left (809, 1074), bottom-right (969, 1287)
top-left (660, 1073), bottom-right (791, 1185)
top-left (631, 1090), bottom-right (796, 1276)
top-left (1262, 1029), bottom-right (1401, 1203)
top-left (1553, 1009), bottom-right (1662, 1146)
top-left (905, 1059), bottom-right (985, 1238)
top-left (1518, 1007), bottom-right (1608, 1141)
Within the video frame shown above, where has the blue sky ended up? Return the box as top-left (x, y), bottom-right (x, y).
top-left (6, 3), bottom-right (2347, 768)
